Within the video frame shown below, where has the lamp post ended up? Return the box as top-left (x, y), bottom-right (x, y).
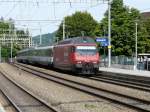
top-left (134, 20), bottom-right (138, 70)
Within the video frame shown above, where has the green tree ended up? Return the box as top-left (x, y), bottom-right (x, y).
top-left (0, 21), bottom-right (9, 37)
top-left (2, 46), bottom-right (9, 58)
top-left (100, 0), bottom-right (148, 56)
top-left (1, 44), bottom-right (20, 59)
top-left (143, 18), bottom-right (150, 53)
top-left (56, 11), bottom-right (100, 41)
top-left (0, 19), bottom-right (28, 60)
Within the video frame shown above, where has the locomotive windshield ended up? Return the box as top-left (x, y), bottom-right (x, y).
top-left (76, 46), bottom-right (97, 55)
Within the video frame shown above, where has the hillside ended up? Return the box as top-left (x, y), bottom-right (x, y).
top-left (32, 32), bottom-right (56, 46)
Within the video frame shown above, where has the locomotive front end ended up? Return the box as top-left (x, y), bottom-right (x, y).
top-left (73, 45), bottom-right (100, 74)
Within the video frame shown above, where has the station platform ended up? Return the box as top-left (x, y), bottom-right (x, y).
top-left (99, 67), bottom-right (150, 78)
top-left (0, 105), bottom-right (5, 112)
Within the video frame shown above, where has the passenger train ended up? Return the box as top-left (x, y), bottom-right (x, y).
top-left (17, 37), bottom-right (100, 74)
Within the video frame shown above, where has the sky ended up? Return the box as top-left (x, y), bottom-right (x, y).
top-left (0, 0), bottom-right (150, 36)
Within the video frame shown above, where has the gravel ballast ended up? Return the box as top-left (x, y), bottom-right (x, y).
top-left (0, 63), bottom-right (137, 112)
top-left (19, 63), bottom-right (150, 102)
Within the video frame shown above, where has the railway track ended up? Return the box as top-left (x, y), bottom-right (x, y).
top-left (88, 75), bottom-right (150, 92)
top-left (13, 63), bottom-right (150, 112)
top-left (0, 70), bottom-right (60, 112)
top-left (98, 72), bottom-right (150, 85)
top-left (0, 88), bottom-right (21, 112)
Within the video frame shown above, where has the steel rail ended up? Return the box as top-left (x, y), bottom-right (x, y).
top-left (0, 70), bottom-right (60, 112)
top-left (98, 72), bottom-right (150, 84)
top-left (96, 74), bottom-right (150, 88)
top-left (88, 76), bottom-right (150, 92)
top-left (13, 63), bottom-right (150, 112)
top-left (0, 87), bottom-right (23, 112)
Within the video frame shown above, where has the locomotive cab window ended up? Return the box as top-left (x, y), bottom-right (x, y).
top-left (75, 46), bottom-right (97, 55)
top-left (71, 46), bottom-right (75, 53)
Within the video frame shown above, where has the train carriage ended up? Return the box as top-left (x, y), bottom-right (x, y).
top-left (17, 36), bottom-right (100, 74)
top-left (17, 46), bottom-right (53, 66)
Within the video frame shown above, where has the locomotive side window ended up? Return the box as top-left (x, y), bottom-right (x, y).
top-left (71, 46), bottom-right (75, 53)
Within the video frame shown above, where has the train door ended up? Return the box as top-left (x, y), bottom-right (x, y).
top-left (63, 46), bottom-right (71, 69)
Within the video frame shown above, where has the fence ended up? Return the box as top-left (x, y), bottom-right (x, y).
top-left (0, 57), bottom-right (9, 63)
top-left (100, 55), bottom-right (150, 71)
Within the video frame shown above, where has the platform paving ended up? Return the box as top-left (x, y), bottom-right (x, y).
top-left (0, 105), bottom-right (5, 112)
top-left (99, 67), bottom-right (150, 77)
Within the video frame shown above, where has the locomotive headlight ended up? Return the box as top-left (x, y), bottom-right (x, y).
top-left (93, 61), bottom-right (97, 64)
top-left (77, 61), bottom-right (82, 64)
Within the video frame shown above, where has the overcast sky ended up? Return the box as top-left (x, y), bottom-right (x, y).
top-left (0, 0), bottom-right (150, 36)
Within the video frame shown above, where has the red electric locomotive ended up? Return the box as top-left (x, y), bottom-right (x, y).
top-left (53, 37), bottom-right (100, 74)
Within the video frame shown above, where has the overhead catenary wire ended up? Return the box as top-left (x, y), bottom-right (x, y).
top-left (53, 1), bottom-right (56, 19)
top-left (0, 0), bottom-right (107, 36)
top-left (0, 0), bottom-right (103, 4)
top-left (4, 3), bottom-right (18, 18)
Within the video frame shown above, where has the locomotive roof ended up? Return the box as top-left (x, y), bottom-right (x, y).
top-left (57, 36), bottom-right (96, 45)
top-left (18, 48), bottom-right (33, 53)
top-left (35, 46), bottom-right (53, 50)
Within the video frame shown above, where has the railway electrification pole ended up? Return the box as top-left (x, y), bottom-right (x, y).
top-left (39, 22), bottom-right (42, 45)
top-left (108, 0), bottom-right (112, 67)
top-left (9, 24), bottom-right (13, 63)
top-left (0, 45), bottom-right (1, 63)
top-left (63, 19), bottom-right (65, 40)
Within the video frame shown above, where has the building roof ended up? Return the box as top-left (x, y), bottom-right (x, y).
top-left (141, 12), bottom-right (150, 20)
